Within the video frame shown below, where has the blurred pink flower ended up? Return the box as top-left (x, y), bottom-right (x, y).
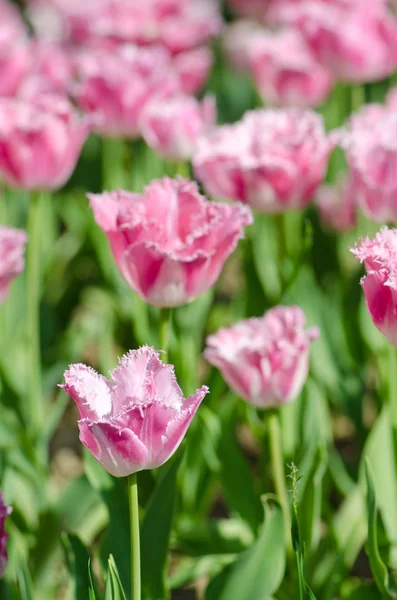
top-left (61, 346), bottom-right (208, 477)
top-left (0, 491), bottom-right (11, 578)
top-left (223, 20), bottom-right (265, 72)
top-left (88, 177), bottom-right (252, 307)
top-left (29, 0), bottom-right (222, 54)
top-left (140, 95), bottom-right (216, 161)
top-left (0, 44), bottom-right (31, 98)
top-left (74, 45), bottom-right (180, 138)
top-left (17, 40), bottom-right (74, 100)
top-left (351, 228), bottom-right (397, 346)
top-left (340, 104), bottom-right (397, 223)
top-left (0, 0), bottom-right (26, 51)
top-left (194, 108), bottom-right (332, 213)
top-left (173, 47), bottom-right (213, 95)
top-left (0, 97), bottom-right (90, 190)
top-left (316, 175), bottom-right (357, 232)
top-left (0, 226), bottom-right (27, 304)
top-left (248, 28), bottom-right (333, 108)
top-left (205, 306), bottom-right (319, 408)
top-left (287, 1), bottom-right (397, 83)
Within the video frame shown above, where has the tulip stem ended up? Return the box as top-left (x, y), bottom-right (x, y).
top-left (27, 190), bottom-right (44, 438)
top-left (159, 307), bottom-right (171, 360)
top-left (266, 410), bottom-right (291, 552)
top-left (128, 473), bottom-right (141, 600)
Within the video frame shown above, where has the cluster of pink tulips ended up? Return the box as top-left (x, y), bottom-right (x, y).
top-left (2, 0), bottom-right (397, 597)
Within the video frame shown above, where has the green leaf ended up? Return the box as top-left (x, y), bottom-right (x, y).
top-left (205, 499), bottom-right (286, 600)
top-left (298, 445), bottom-right (328, 554)
top-left (365, 459), bottom-right (397, 599)
top-left (62, 534), bottom-right (91, 600)
top-left (17, 562), bottom-right (34, 600)
top-left (88, 559), bottom-right (97, 600)
top-left (217, 418), bottom-right (263, 533)
top-left (104, 555), bottom-right (127, 600)
top-left (141, 451), bottom-right (183, 600)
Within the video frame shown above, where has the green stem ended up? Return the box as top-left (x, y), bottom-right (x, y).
top-left (27, 191), bottom-right (43, 438)
top-left (102, 138), bottom-right (125, 189)
top-left (128, 473), bottom-right (141, 600)
top-left (159, 308), bottom-right (171, 361)
top-left (296, 552), bottom-right (305, 600)
top-left (266, 410), bottom-right (292, 552)
top-left (275, 213), bottom-right (286, 286)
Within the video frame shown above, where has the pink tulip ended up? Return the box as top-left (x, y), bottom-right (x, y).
top-left (0, 226), bottom-right (27, 304)
top-left (205, 306), bottom-right (319, 408)
top-left (0, 44), bottom-right (31, 98)
top-left (75, 45), bottom-right (180, 138)
top-left (0, 491), bottom-right (11, 578)
top-left (173, 47), bottom-right (213, 95)
top-left (61, 346), bottom-right (208, 477)
top-left (340, 104), bottom-right (397, 223)
top-left (88, 177), bottom-right (252, 307)
top-left (351, 228), bottom-right (397, 347)
top-left (248, 28), bottom-right (333, 108)
top-left (288, 1), bottom-right (397, 83)
top-left (316, 175), bottom-right (357, 232)
top-left (18, 40), bottom-right (74, 101)
top-left (0, 0), bottom-right (26, 51)
top-left (0, 96), bottom-right (90, 191)
top-left (223, 20), bottom-right (265, 72)
top-left (194, 108), bottom-right (332, 213)
top-left (29, 0), bottom-right (222, 54)
top-left (140, 95), bottom-right (216, 161)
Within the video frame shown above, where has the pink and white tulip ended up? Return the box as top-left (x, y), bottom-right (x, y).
top-left (205, 306), bottom-right (319, 408)
top-left (0, 491), bottom-right (11, 578)
top-left (88, 177), bottom-right (252, 307)
top-left (172, 47), bottom-right (213, 95)
top-left (0, 97), bottom-right (90, 191)
top-left (194, 108), bottom-right (332, 213)
top-left (29, 0), bottom-right (222, 54)
top-left (0, 44), bottom-right (31, 98)
top-left (61, 346), bottom-right (209, 477)
top-left (289, 1), bottom-right (397, 83)
top-left (340, 104), bottom-right (397, 223)
top-left (223, 20), bottom-right (265, 72)
top-left (0, 226), bottom-right (27, 304)
top-left (140, 95), bottom-right (216, 161)
top-left (316, 175), bottom-right (357, 232)
top-left (75, 45), bottom-right (180, 139)
top-left (351, 228), bottom-right (397, 347)
top-left (18, 40), bottom-right (74, 101)
top-left (248, 28), bottom-right (333, 108)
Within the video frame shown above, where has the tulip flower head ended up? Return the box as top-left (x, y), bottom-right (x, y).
top-left (88, 177), bottom-right (252, 307)
top-left (0, 226), bottom-right (27, 304)
top-left (351, 228), bottom-right (397, 347)
top-left (248, 28), bottom-right (333, 108)
top-left (0, 96), bottom-right (90, 191)
top-left (194, 108), bottom-right (332, 213)
top-left (205, 306), bottom-right (319, 408)
top-left (61, 346), bottom-right (209, 477)
top-left (0, 491), bottom-right (11, 578)
top-left (340, 104), bottom-right (397, 223)
top-left (140, 94), bottom-right (216, 161)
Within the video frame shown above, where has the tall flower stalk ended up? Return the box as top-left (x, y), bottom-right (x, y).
top-left (26, 191), bottom-right (43, 437)
top-left (128, 473), bottom-right (141, 600)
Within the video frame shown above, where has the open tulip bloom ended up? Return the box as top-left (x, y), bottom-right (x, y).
top-left (205, 306), bottom-right (319, 408)
top-left (352, 228), bottom-right (397, 347)
top-left (61, 346), bottom-right (209, 477)
top-left (88, 177), bottom-right (253, 307)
